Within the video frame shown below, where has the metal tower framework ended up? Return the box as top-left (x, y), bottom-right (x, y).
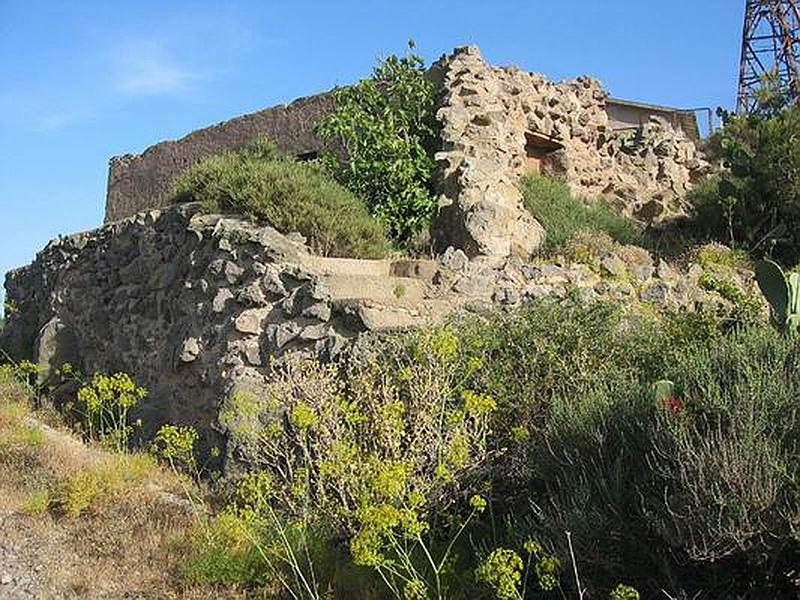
top-left (737, 0), bottom-right (800, 113)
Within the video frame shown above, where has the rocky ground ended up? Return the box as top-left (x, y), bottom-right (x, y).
top-left (0, 493), bottom-right (53, 600)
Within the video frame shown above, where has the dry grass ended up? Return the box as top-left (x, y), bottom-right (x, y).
top-left (0, 367), bottom-right (246, 599)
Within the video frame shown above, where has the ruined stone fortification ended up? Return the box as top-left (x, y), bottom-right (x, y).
top-left (3, 45), bottom-right (722, 469)
top-left (105, 45), bottom-right (706, 262)
top-left (430, 46), bottom-right (705, 256)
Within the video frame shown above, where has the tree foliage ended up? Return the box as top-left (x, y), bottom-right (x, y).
top-left (688, 102), bottom-right (800, 264)
top-left (316, 41), bottom-right (440, 247)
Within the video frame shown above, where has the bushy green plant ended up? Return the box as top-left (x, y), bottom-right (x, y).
top-left (199, 300), bottom-right (800, 597)
top-left (215, 327), bottom-right (500, 598)
top-left (695, 242), bottom-right (752, 270)
top-left (609, 584), bottom-right (640, 600)
top-left (698, 269), bottom-right (763, 326)
top-left (171, 140), bottom-right (389, 258)
top-left (351, 493), bottom-right (488, 600)
top-left (518, 322), bottom-right (800, 597)
top-left (687, 103), bottom-right (800, 263)
top-left (76, 372), bottom-right (146, 452)
top-left (316, 41), bottom-right (439, 246)
top-left (150, 423), bottom-right (198, 476)
top-left (475, 539), bottom-right (563, 600)
top-left (53, 454), bottom-right (156, 517)
top-left (183, 509), bottom-right (268, 586)
top-left (221, 329), bottom-right (496, 535)
top-left (520, 173), bottom-right (640, 250)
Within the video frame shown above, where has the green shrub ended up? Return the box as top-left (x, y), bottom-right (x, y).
top-left (54, 454), bottom-right (156, 517)
top-left (76, 372), bottom-right (147, 453)
top-left (695, 242), bottom-right (752, 270)
top-left (687, 103), bottom-right (800, 264)
top-left (316, 41), bottom-right (439, 246)
top-left (150, 423), bottom-right (198, 477)
top-left (171, 141), bottom-right (390, 259)
top-left (220, 329), bottom-right (496, 536)
top-left (520, 174), bottom-right (640, 250)
top-left (200, 300), bottom-right (800, 598)
top-left (506, 318), bottom-right (800, 598)
top-left (183, 509), bottom-right (267, 586)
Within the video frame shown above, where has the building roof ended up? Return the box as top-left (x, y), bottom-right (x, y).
top-left (607, 97), bottom-right (701, 142)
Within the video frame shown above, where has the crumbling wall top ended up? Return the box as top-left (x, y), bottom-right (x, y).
top-left (104, 92), bottom-right (335, 223)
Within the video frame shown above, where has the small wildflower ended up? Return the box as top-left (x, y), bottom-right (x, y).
top-left (403, 579), bottom-right (427, 600)
top-left (662, 395), bottom-right (682, 414)
top-left (610, 583), bottom-right (641, 600)
top-left (469, 494), bottom-right (488, 513)
top-left (523, 538), bottom-right (543, 554)
top-left (535, 554), bottom-right (561, 592)
top-left (511, 425), bottom-right (530, 442)
top-left (291, 402), bottom-right (318, 429)
top-left (475, 548), bottom-right (524, 600)
top-left (462, 390), bottom-right (497, 417)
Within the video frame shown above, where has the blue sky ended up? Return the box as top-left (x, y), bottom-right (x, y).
top-left (0, 0), bottom-right (743, 311)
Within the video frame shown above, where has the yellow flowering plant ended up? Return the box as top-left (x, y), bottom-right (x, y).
top-left (76, 372), bottom-right (147, 453)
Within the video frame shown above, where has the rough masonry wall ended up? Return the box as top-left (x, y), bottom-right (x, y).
top-left (1, 204), bottom-right (352, 460)
top-left (430, 46), bottom-right (706, 257)
top-left (0, 203), bottom-right (459, 467)
top-left (104, 93), bottom-right (334, 223)
top-left (2, 204), bottom-right (762, 469)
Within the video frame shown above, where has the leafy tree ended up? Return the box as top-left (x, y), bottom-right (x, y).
top-left (316, 41), bottom-right (440, 247)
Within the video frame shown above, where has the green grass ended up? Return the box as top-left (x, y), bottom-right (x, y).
top-left (171, 139), bottom-right (391, 259)
top-left (520, 173), bottom-right (640, 250)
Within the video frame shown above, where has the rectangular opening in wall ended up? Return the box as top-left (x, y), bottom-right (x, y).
top-left (524, 132), bottom-right (563, 174)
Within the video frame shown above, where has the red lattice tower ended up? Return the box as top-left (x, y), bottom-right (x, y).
top-left (737, 0), bottom-right (800, 113)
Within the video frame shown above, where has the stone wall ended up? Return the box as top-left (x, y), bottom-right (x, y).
top-left (429, 46), bottom-right (706, 258)
top-left (104, 93), bottom-right (334, 223)
top-left (0, 204), bottom-right (456, 467)
top-left (2, 204), bottom-right (761, 470)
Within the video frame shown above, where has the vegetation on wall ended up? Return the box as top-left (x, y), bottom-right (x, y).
top-left (316, 41), bottom-right (440, 247)
top-left (171, 139), bottom-right (390, 259)
top-left (520, 173), bottom-right (640, 250)
top-left (3, 276), bottom-right (799, 597)
top-left (179, 297), bottom-right (799, 599)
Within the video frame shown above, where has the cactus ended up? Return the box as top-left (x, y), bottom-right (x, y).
top-left (652, 380), bottom-right (674, 403)
top-left (652, 379), bottom-right (681, 414)
top-left (755, 259), bottom-right (800, 334)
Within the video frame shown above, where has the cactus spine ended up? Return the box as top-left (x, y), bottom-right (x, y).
top-left (755, 259), bottom-right (800, 334)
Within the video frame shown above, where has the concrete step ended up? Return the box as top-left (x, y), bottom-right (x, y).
top-left (331, 296), bottom-right (466, 333)
top-left (308, 256), bottom-right (438, 283)
top-left (320, 274), bottom-right (428, 308)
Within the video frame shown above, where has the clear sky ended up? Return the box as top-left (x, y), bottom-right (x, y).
top-left (0, 0), bottom-right (744, 310)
